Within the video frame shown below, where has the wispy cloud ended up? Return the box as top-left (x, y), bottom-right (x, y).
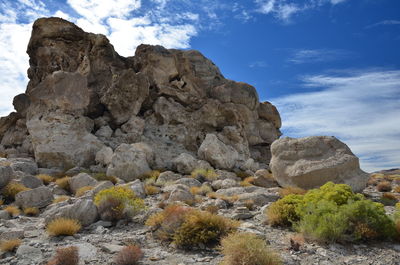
top-left (365, 20), bottom-right (400, 29)
top-left (270, 69), bottom-right (400, 172)
top-left (249, 61), bottom-right (268, 68)
top-left (288, 48), bottom-right (354, 64)
top-left (254, 0), bottom-right (348, 23)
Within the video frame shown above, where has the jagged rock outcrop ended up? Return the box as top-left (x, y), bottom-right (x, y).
top-left (0, 17), bottom-right (281, 171)
top-left (270, 136), bottom-right (369, 192)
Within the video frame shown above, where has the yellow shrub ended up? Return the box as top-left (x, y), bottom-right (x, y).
top-left (4, 205), bottom-right (20, 217)
top-left (75, 186), bottom-right (93, 197)
top-left (55, 177), bottom-right (71, 191)
top-left (53, 196), bottom-right (70, 204)
top-left (220, 232), bottom-right (282, 265)
top-left (94, 186), bottom-right (145, 221)
top-left (23, 207), bottom-right (39, 216)
top-left (0, 239), bottom-right (21, 252)
top-left (37, 174), bottom-right (55, 185)
top-left (47, 218), bottom-right (81, 236)
top-left (2, 181), bottom-right (30, 200)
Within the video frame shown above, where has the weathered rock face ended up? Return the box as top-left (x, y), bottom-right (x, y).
top-left (0, 17), bottom-right (281, 170)
top-left (270, 136), bottom-right (369, 192)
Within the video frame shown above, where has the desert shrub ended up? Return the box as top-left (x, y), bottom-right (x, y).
top-left (377, 181), bottom-right (392, 192)
top-left (46, 246), bottom-right (79, 265)
top-left (2, 181), bottom-right (30, 200)
top-left (94, 186), bottom-right (145, 222)
top-left (0, 239), bottom-right (21, 252)
top-left (219, 232), bottom-right (282, 265)
top-left (55, 177), bottom-right (71, 191)
top-left (4, 205), bottom-right (20, 217)
top-left (266, 194), bottom-right (303, 227)
top-left (47, 218), bottom-right (81, 236)
top-left (279, 187), bottom-right (307, 197)
top-left (190, 185), bottom-right (213, 196)
top-left (244, 199), bottom-right (255, 210)
top-left (240, 177), bottom-right (255, 187)
top-left (23, 207), bottom-right (39, 216)
top-left (114, 245), bottom-right (143, 265)
top-left (53, 196), bottom-right (70, 204)
top-left (269, 182), bottom-right (397, 242)
top-left (37, 174), bottom-right (55, 185)
top-left (146, 205), bottom-right (191, 241)
top-left (191, 168), bottom-right (218, 182)
top-left (75, 186), bottom-right (93, 197)
top-left (173, 210), bottom-right (238, 248)
top-left (145, 184), bottom-right (160, 195)
top-left (92, 172), bottom-right (118, 184)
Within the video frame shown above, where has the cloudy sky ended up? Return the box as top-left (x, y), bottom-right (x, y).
top-left (0, 0), bottom-right (399, 172)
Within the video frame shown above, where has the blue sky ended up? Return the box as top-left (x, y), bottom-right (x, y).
top-left (0, 0), bottom-right (399, 171)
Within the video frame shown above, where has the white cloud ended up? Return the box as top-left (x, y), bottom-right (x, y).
top-left (288, 49), bottom-right (354, 64)
top-left (366, 20), bottom-right (400, 29)
top-left (270, 70), bottom-right (400, 172)
top-left (249, 61), bottom-right (268, 68)
top-left (255, 0), bottom-right (348, 22)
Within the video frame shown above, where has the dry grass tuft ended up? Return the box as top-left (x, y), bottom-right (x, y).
top-left (191, 168), bottom-right (218, 181)
top-left (145, 184), bottom-right (160, 195)
top-left (220, 232), bottom-right (282, 265)
top-left (23, 207), bottom-right (39, 216)
top-left (92, 173), bottom-right (118, 184)
top-left (75, 186), bottom-right (93, 197)
top-left (4, 205), bottom-right (20, 217)
top-left (377, 181), bottom-right (392, 192)
top-left (114, 245), bottom-right (143, 265)
top-left (0, 239), bottom-right (21, 252)
top-left (37, 174), bottom-right (55, 185)
top-left (190, 185), bottom-right (213, 196)
top-left (240, 177), bottom-right (255, 187)
top-left (47, 218), bottom-right (81, 236)
top-left (2, 181), bottom-right (30, 200)
top-left (288, 234), bottom-right (305, 251)
top-left (55, 176), bottom-right (71, 191)
top-left (393, 186), bottom-right (400, 193)
top-left (279, 186), bottom-right (307, 197)
top-left (53, 196), bottom-right (70, 204)
top-left (46, 246), bottom-right (79, 265)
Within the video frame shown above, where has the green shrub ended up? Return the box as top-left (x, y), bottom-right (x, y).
top-left (220, 232), bottom-right (282, 265)
top-left (266, 194), bottom-right (303, 227)
top-left (267, 182), bottom-right (397, 242)
top-left (94, 186), bottom-right (145, 222)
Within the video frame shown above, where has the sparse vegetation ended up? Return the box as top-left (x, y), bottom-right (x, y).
top-left (23, 207), bottom-right (39, 216)
top-left (2, 181), bottom-right (30, 200)
top-left (240, 176), bottom-right (255, 187)
top-left (55, 176), bottom-right (71, 191)
top-left (75, 186), bottom-right (93, 197)
top-left (146, 205), bottom-right (238, 248)
top-left (53, 195), bottom-right (70, 204)
top-left (377, 181), bottom-right (392, 192)
top-left (114, 245), bottom-right (143, 265)
top-left (92, 172), bottom-right (118, 184)
top-left (191, 168), bottom-right (218, 182)
top-left (94, 186), bottom-right (145, 222)
top-left (4, 205), bottom-right (20, 217)
top-left (37, 174), bottom-right (55, 185)
top-left (46, 246), bottom-right (79, 265)
top-left (0, 239), bottom-right (21, 253)
top-left (380, 192), bottom-right (398, 206)
top-left (219, 232), bottom-right (282, 265)
top-left (267, 182), bottom-right (397, 242)
top-left (279, 186), bottom-right (307, 197)
top-left (190, 185), bottom-right (213, 196)
top-left (47, 218), bottom-right (81, 236)
top-left (145, 184), bottom-right (160, 195)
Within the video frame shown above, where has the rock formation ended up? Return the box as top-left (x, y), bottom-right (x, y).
top-left (270, 136), bottom-right (369, 192)
top-left (0, 17), bottom-right (281, 175)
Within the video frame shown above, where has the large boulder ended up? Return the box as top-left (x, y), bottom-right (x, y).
top-left (69, 173), bottom-right (98, 194)
top-left (15, 186), bottom-right (54, 208)
top-left (0, 164), bottom-right (13, 188)
top-left (198, 134), bottom-right (239, 170)
top-left (270, 136), bottom-right (369, 192)
top-left (106, 143), bottom-right (152, 182)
